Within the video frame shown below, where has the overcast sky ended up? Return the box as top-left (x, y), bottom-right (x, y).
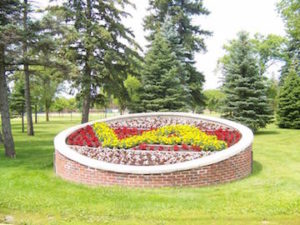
top-left (42, 0), bottom-right (286, 90)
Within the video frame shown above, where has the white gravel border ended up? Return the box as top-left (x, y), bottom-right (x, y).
top-left (54, 112), bottom-right (253, 174)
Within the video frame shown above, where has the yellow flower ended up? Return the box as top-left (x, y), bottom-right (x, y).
top-left (93, 122), bottom-right (227, 151)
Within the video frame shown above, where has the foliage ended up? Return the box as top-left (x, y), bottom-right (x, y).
top-left (203, 89), bottom-right (225, 113)
top-left (51, 97), bottom-right (69, 113)
top-left (49, 0), bottom-right (140, 123)
top-left (277, 66), bottom-right (300, 128)
top-left (66, 98), bottom-right (77, 113)
top-left (221, 32), bottom-right (273, 132)
top-left (9, 77), bottom-right (25, 118)
top-left (265, 76), bottom-right (280, 112)
top-left (124, 75), bottom-right (142, 103)
top-left (251, 33), bottom-right (287, 76)
top-left (0, 0), bottom-right (21, 157)
top-left (277, 0), bottom-right (300, 82)
top-left (144, 0), bottom-right (211, 51)
top-left (144, 0), bottom-right (210, 110)
top-left (139, 32), bottom-right (188, 112)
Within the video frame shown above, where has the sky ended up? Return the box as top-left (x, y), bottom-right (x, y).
top-left (41, 0), bottom-right (286, 90)
top-left (123, 0), bottom-right (286, 89)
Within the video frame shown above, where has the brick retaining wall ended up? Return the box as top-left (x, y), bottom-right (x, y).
top-left (55, 144), bottom-right (252, 187)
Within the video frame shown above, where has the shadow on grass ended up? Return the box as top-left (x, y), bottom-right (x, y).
top-left (251, 160), bottom-right (263, 176)
top-left (0, 139), bottom-right (54, 170)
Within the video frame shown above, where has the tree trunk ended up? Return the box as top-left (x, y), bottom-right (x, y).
top-left (81, 0), bottom-right (92, 124)
top-left (34, 103), bottom-right (37, 124)
top-left (81, 92), bottom-right (90, 123)
top-left (23, 0), bottom-right (34, 136)
top-left (0, 44), bottom-right (15, 158)
top-left (21, 112), bottom-right (24, 133)
top-left (46, 107), bottom-right (49, 122)
top-left (0, 131), bottom-right (3, 144)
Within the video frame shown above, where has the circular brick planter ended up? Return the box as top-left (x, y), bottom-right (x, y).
top-left (54, 112), bottom-right (253, 187)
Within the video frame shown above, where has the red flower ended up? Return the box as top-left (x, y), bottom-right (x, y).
top-left (139, 143), bottom-right (147, 150)
top-left (173, 145), bottom-right (179, 151)
top-left (182, 143), bottom-right (189, 150)
top-left (158, 146), bottom-right (164, 151)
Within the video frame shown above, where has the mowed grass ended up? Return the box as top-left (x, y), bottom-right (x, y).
top-left (0, 114), bottom-right (299, 225)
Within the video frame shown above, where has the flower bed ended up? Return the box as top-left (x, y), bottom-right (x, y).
top-left (65, 117), bottom-right (241, 166)
top-left (54, 113), bottom-right (253, 187)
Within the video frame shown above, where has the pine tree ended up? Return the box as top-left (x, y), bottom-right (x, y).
top-left (144, 0), bottom-right (210, 110)
top-left (221, 32), bottom-right (273, 132)
top-left (50, 0), bottom-right (139, 123)
top-left (277, 66), bottom-right (300, 128)
top-left (0, 0), bottom-right (20, 157)
top-left (140, 32), bottom-right (188, 112)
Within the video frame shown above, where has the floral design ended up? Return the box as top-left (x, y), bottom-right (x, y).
top-left (93, 122), bottom-right (227, 151)
top-left (66, 116), bottom-right (242, 166)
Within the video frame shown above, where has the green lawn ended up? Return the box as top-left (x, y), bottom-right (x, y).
top-left (0, 115), bottom-right (299, 225)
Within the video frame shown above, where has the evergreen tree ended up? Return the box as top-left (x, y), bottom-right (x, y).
top-left (50, 0), bottom-right (139, 123)
top-left (221, 32), bottom-right (273, 132)
top-left (277, 66), bottom-right (300, 128)
top-left (144, 0), bottom-right (210, 110)
top-left (0, 0), bottom-right (21, 157)
top-left (1, 0), bottom-right (67, 136)
top-left (139, 32), bottom-right (188, 112)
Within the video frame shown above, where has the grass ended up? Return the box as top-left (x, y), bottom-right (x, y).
top-left (0, 114), bottom-right (299, 225)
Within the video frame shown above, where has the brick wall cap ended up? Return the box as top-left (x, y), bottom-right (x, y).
top-left (54, 112), bottom-right (253, 174)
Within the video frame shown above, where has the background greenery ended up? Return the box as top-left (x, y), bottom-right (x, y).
top-left (0, 115), bottom-right (299, 225)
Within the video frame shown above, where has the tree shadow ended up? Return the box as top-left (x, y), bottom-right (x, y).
top-left (0, 139), bottom-right (55, 171)
top-left (251, 160), bottom-right (263, 176)
top-left (255, 130), bottom-right (279, 136)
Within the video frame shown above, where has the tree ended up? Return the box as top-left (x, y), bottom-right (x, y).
top-left (265, 75), bottom-right (280, 112)
top-left (124, 75), bottom-right (142, 112)
top-left (112, 82), bottom-right (130, 115)
top-left (124, 75), bottom-right (142, 102)
top-left (50, 0), bottom-right (139, 124)
top-left (203, 89), bottom-right (225, 113)
top-left (52, 97), bottom-right (69, 116)
top-left (0, 130), bottom-right (3, 144)
top-left (277, 66), bottom-right (300, 128)
top-left (36, 68), bottom-right (62, 122)
top-left (10, 78), bottom-right (26, 132)
top-left (221, 32), bottom-right (273, 132)
top-left (277, 0), bottom-right (300, 82)
top-left (21, 0), bottom-right (35, 135)
top-left (139, 32), bottom-right (188, 112)
top-left (144, 0), bottom-right (211, 110)
top-left (11, 0), bottom-right (72, 135)
top-left (66, 98), bottom-right (77, 120)
top-left (0, 0), bottom-right (20, 157)
top-left (251, 34), bottom-right (287, 76)
top-left (144, 0), bottom-right (211, 51)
